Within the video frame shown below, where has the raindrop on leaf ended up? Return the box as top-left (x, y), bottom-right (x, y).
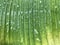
top-left (17, 5), bottom-right (19, 7)
top-left (36, 38), bottom-right (40, 41)
top-left (0, 4), bottom-right (1, 6)
top-left (55, 6), bottom-right (58, 8)
top-left (4, 2), bottom-right (6, 4)
top-left (7, 12), bottom-right (9, 15)
top-left (40, 1), bottom-right (42, 3)
top-left (40, 10), bottom-right (43, 13)
top-left (59, 21), bottom-right (60, 24)
top-left (34, 29), bottom-right (38, 34)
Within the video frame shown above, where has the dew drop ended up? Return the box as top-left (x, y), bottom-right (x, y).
top-left (48, 10), bottom-right (51, 14)
top-left (41, 5), bottom-right (43, 7)
top-left (18, 11), bottom-right (20, 15)
top-left (11, 21), bottom-right (14, 24)
top-left (7, 12), bottom-right (9, 15)
top-left (36, 38), bottom-right (41, 41)
top-left (44, 9), bottom-right (46, 13)
top-left (17, 5), bottom-right (19, 7)
top-left (33, 10), bottom-right (38, 12)
top-left (40, 10), bottom-right (43, 13)
top-left (52, 3), bottom-right (54, 5)
top-left (21, 11), bottom-right (23, 14)
top-left (11, 27), bottom-right (13, 29)
top-left (0, 4), bottom-right (1, 6)
top-left (2, 7), bottom-right (4, 9)
top-left (59, 21), bottom-right (60, 24)
top-left (21, 38), bottom-right (23, 43)
top-left (29, 10), bottom-right (32, 13)
top-left (34, 29), bottom-right (38, 34)
top-left (14, 11), bottom-right (16, 15)
top-left (40, 1), bottom-right (42, 3)
top-left (3, 11), bottom-right (5, 14)
top-left (4, 2), bottom-right (6, 4)
top-left (11, 10), bottom-right (13, 15)
top-left (6, 22), bottom-right (9, 25)
top-left (55, 6), bottom-right (58, 8)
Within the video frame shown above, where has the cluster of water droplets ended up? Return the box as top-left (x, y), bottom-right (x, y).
top-left (0, 0), bottom-right (60, 45)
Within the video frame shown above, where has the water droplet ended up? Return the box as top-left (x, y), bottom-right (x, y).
top-left (7, 12), bottom-right (9, 15)
top-left (29, 10), bottom-right (32, 13)
top-left (14, 11), bottom-right (16, 15)
top-left (2, 7), bottom-right (4, 9)
top-left (11, 21), bottom-right (14, 24)
top-left (59, 21), bottom-right (60, 24)
top-left (55, 6), bottom-right (58, 8)
top-left (36, 38), bottom-right (40, 41)
top-left (18, 11), bottom-right (20, 15)
top-left (6, 22), bottom-right (9, 25)
top-left (20, 11), bottom-right (23, 14)
top-left (34, 29), bottom-right (38, 34)
top-left (17, 5), bottom-right (19, 7)
top-left (33, 10), bottom-right (38, 12)
top-left (21, 38), bottom-right (23, 43)
top-left (41, 5), bottom-right (43, 7)
top-left (44, 9), bottom-right (46, 13)
top-left (0, 4), bottom-right (1, 6)
top-left (40, 1), bottom-right (42, 3)
top-left (40, 10), bottom-right (43, 13)
top-left (11, 27), bottom-right (13, 29)
top-left (48, 10), bottom-right (51, 14)
top-left (3, 12), bottom-right (5, 14)
top-left (11, 10), bottom-right (13, 15)
top-left (4, 2), bottom-right (6, 4)
top-left (52, 3), bottom-right (54, 5)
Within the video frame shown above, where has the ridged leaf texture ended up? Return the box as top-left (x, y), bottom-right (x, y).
top-left (0, 0), bottom-right (60, 45)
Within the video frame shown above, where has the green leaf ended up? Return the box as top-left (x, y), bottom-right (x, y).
top-left (0, 0), bottom-right (60, 45)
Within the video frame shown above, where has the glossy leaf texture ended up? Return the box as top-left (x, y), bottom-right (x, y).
top-left (0, 0), bottom-right (60, 45)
